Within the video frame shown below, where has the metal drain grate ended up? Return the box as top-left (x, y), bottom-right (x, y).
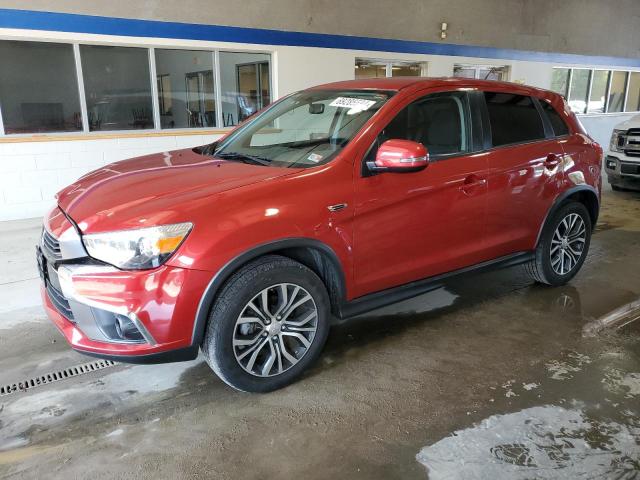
top-left (0, 359), bottom-right (117, 397)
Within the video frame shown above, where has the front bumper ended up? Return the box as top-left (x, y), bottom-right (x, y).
top-left (604, 153), bottom-right (640, 189)
top-left (39, 252), bottom-right (212, 364)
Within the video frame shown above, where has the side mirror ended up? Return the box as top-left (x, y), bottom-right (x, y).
top-left (367, 139), bottom-right (429, 174)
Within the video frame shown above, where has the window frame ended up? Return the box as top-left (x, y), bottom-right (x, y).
top-left (0, 38), bottom-right (274, 137)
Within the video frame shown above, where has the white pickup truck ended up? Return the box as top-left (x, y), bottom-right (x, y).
top-left (605, 114), bottom-right (640, 190)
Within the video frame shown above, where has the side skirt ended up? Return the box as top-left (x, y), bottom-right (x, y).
top-left (338, 251), bottom-right (535, 319)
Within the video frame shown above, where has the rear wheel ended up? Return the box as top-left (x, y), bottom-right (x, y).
top-left (525, 201), bottom-right (591, 286)
top-left (202, 255), bottom-right (330, 392)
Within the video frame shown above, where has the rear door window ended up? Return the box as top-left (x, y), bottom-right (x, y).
top-left (484, 92), bottom-right (546, 147)
top-left (538, 99), bottom-right (570, 137)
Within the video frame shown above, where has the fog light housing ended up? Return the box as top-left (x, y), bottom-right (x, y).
top-left (606, 158), bottom-right (617, 169)
top-left (115, 314), bottom-right (144, 342)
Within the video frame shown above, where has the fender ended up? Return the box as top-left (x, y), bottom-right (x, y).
top-left (191, 238), bottom-right (347, 347)
top-left (535, 184), bottom-right (600, 246)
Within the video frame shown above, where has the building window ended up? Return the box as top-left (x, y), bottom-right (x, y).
top-left (355, 58), bottom-right (427, 79)
top-left (568, 69), bottom-right (591, 114)
top-left (0, 41), bottom-right (82, 134)
top-left (608, 71), bottom-right (628, 113)
top-left (0, 40), bottom-right (274, 136)
top-left (625, 72), bottom-right (640, 113)
top-left (550, 68), bottom-right (570, 98)
top-left (80, 45), bottom-right (154, 131)
top-left (390, 62), bottom-right (423, 77)
top-left (587, 70), bottom-right (610, 113)
top-left (549, 67), bottom-right (640, 114)
top-left (219, 52), bottom-right (271, 127)
top-left (453, 65), bottom-right (509, 81)
top-left (155, 49), bottom-right (216, 129)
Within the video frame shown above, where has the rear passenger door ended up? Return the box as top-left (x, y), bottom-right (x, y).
top-left (480, 91), bottom-right (566, 258)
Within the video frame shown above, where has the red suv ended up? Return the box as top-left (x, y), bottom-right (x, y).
top-left (38, 78), bottom-right (602, 392)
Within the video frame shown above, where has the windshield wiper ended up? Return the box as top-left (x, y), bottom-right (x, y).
top-left (214, 151), bottom-right (271, 166)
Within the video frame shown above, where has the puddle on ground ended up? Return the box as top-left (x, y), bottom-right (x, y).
top-left (416, 405), bottom-right (640, 479)
top-left (0, 358), bottom-right (205, 450)
top-left (602, 368), bottom-right (640, 399)
top-left (545, 352), bottom-right (592, 381)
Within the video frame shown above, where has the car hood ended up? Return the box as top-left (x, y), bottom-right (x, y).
top-left (57, 148), bottom-right (296, 233)
top-left (615, 113), bottom-right (640, 131)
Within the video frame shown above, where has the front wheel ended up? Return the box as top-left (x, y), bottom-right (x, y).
top-left (202, 255), bottom-right (330, 392)
top-left (525, 201), bottom-right (592, 286)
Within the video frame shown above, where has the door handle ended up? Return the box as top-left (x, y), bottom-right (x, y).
top-left (544, 153), bottom-right (561, 168)
top-left (460, 175), bottom-right (487, 195)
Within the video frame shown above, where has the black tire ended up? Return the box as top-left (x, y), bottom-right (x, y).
top-left (524, 201), bottom-right (592, 286)
top-left (202, 255), bottom-right (330, 392)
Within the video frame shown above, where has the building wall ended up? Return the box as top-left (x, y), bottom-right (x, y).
top-left (0, 7), bottom-right (639, 221)
top-left (0, 0), bottom-right (638, 59)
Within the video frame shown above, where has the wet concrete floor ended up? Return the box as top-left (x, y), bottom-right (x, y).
top-left (1, 189), bottom-right (639, 479)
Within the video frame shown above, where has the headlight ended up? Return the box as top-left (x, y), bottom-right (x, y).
top-left (610, 129), bottom-right (624, 152)
top-left (82, 222), bottom-right (193, 270)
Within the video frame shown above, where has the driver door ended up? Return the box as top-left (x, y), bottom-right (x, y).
top-left (352, 90), bottom-right (490, 298)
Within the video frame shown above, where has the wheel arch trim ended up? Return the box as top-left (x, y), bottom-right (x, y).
top-left (191, 238), bottom-right (347, 347)
top-left (535, 185), bottom-right (600, 246)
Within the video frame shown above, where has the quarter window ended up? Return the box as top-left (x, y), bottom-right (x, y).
top-left (539, 100), bottom-right (569, 137)
top-left (484, 93), bottom-right (545, 147)
top-left (380, 92), bottom-right (469, 157)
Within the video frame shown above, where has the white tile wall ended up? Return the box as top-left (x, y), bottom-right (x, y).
top-left (0, 133), bottom-right (222, 221)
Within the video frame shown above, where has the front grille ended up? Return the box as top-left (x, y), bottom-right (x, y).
top-left (46, 283), bottom-right (74, 320)
top-left (41, 229), bottom-right (62, 261)
top-left (618, 129), bottom-right (640, 157)
top-left (621, 163), bottom-right (640, 175)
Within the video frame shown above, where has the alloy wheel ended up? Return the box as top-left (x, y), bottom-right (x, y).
top-left (550, 213), bottom-right (587, 276)
top-left (232, 283), bottom-right (318, 377)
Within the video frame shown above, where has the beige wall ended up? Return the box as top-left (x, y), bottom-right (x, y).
top-left (0, 0), bottom-right (639, 59)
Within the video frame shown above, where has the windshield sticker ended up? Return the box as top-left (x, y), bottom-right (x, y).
top-left (330, 97), bottom-right (376, 114)
top-left (307, 153), bottom-right (324, 163)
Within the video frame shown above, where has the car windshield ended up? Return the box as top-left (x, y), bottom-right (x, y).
top-left (211, 89), bottom-right (391, 168)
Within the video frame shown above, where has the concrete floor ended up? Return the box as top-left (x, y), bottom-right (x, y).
top-left (1, 189), bottom-right (639, 479)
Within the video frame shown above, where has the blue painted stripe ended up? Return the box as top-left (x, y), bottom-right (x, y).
top-left (1, 8), bottom-right (639, 68)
